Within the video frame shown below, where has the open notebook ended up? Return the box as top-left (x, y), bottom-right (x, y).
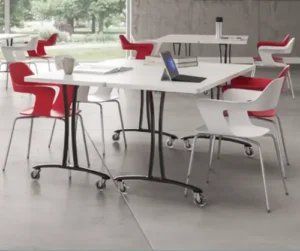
top-left (74, 64), bottom-right (133, 75)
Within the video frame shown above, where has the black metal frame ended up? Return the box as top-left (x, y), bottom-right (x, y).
top-left (32, 85), bottom-right (110, 181)
top-left (113, 90), bottom-right (178, 140)
top-left (114, 91), bottom-right (203, 194)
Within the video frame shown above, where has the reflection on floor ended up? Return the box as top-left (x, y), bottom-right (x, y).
top-left (0, 63), bottom-right (299, 249)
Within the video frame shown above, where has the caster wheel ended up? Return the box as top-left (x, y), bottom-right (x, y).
top-left (203, 91), bottom-right (210, 96)
top-left (95, 179), bottom-right (106, 190)
top-left (183, 139), bottom-right (192, 150)
top-left (193, 192), bottom-right (206, 207)
top-left (244, 146), bottom-right (254, 157)
top-left (112, 133), bottom-right (120, 141)
top-left (118, 181), bottom-right (128, 193)
top-left (31, 170), bottom-right (40, 180)
top-left (166, 138), bottom-right (175, 148)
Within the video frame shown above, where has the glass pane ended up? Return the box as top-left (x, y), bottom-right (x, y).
top-left (5, 0), bottom-right (127, 61)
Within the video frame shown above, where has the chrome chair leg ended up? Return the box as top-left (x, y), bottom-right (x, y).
top-left (257, 144), bottom-right (270, 213)
top-left (251, 66), bottom-right (256, 77)
top-left (48, 119), bottom-right (57, 147)
top-left (6, 68), bottom-right (9, 89)
top-left (78, 114), bottom-right (90, 167)
top-left (206, 135), bottom-right (216, 184)
top-left (27, 118), bottom-right (34, 159)
top-left (268, 134), bottom-right (289, 196)
top-left (3, 117), bottom-right (22, 171)
top-left (275, 115), bottom-right (290, 166)
top-left (97, 103), bottom-right (105, 157)
top-left (33, 62), bottom-right (38, 74)
top-left (287, 70), bottom-right (295, 99)
top-left (115, 100), bottom-right (127, 148)
top-left (47, 58), bottom-right (51, 71)
top-left (184, 135), bottom-right (199, 196)
top-left (217, 136), bottom-right (222, 159)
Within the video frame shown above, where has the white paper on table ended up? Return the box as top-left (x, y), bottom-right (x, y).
top-left (74, 64), bottom-right (133, 75)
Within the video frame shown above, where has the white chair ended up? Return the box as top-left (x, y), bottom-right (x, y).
top-left (0, 36), bottom-right (39, 89)
top-left (252, 38), bottom-right (295, 99)
top-left (184, 77), bottom-right (288, 212)
top-left (48, 55), bottom-right (127, 157)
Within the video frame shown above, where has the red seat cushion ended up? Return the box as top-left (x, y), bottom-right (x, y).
top-left (253, 56), bottom-right (283, 62)
top-left (257, 34), bottom-right (290, 48)
top-left (222, 76), bottom-right (272, 92)
top-left (248, 110), bottom-right (277, 117)
top-left (223, 109), bottom-right (276, 118)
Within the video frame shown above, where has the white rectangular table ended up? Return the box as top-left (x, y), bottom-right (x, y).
top-left (146, 34), bottom-right (249, 63)
top-left (25, 59), bottom-right (254, 203)
top-left (0, 33), bottom-right (30, 45)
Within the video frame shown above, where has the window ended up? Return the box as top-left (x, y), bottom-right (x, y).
top-left (2, 0), bottom-right (129, 61)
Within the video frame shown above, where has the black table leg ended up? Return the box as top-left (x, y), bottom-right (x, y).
top-left (114, 91), bottom-right (204, 205)
top-left (112, 91), bottom-right (178, 146)
top-left (31, 85), bottom-right (110, 188)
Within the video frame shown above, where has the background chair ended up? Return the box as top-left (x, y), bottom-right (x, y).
top-left (119, 35), bottom-right (154, 59)
top-left (184, 77), bottom-right (288, 212)
top-left (251, 37), bottom-right (295, 99)
top-left (1, 36), bottom-right (39, 89)
top-left (26, 33), bottom-right (58, 71)
top-left (48, 55), bottom-right (127, 157)
top-left (221, 66), bottom-right (290, 166)
top-left (3, 62), bottom-right (90, 171)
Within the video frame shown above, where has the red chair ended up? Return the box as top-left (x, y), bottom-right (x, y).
top-left (26, 33), bottom-right (58, 71)
top-left (221, 66), bottom-right (290, 166)
top-left (3, 62), bottom-right (90, 171)
top-left (222, 65), bottom-right (290, 92)
top-left (119, 35), bottom-right (154, 59)
top-left (253, 34), bottom-right (290, 62)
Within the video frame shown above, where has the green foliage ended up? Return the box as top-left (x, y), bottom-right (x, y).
top-left (0, 0), bottom-right (33, 29)
top-left (39, 27), bottom-right (68, 42)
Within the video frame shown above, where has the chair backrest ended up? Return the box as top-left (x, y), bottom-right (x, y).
top-left (46, 33), bottom-right (58, 46)
top-left (9, 62), bottom-right (56, 116)
top-left (257, 34), bottom-right (290, 48)
top-left (119, 34), bottom-right (131, 49)
top-left (8, 62), bottom-right (34, 92)
top-left (2, 36), bottom-right (39, 62)
top-left (25, 36), bottom-right (39, 50)
top-left (258, 38), bottom-right (295, 66)
top-left (197, 77), bottom-right (284, 136)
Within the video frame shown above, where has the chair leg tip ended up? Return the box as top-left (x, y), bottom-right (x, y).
top-left (286, 192), bottom-right (289, 196)
top-left (267, 209), bottom-right (271, 213)
top-left (206, 180), bottom-right (209, 184)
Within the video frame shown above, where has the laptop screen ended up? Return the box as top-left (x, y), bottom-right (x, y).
top-left (160, 51), bottom-right (179, 80)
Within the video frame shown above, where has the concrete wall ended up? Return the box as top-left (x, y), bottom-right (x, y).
top-left (131, 0), bottom-right (299, 57)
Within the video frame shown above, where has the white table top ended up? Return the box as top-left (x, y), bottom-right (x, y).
top-left (147, 34), bottom-right (248, 45)
top-left (0, 33), bottom-right (30, 41)
top-left (25, 59), bottom-right (254, 94)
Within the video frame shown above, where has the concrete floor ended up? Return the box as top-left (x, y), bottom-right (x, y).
top-left (0, 63), bottom-right (299, 249)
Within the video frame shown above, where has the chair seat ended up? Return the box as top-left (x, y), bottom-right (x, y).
top-left (223, 109), bottom-right (276, 118)
top-left (223, 76), bottom-right (272, 92)
top-left (248, 109), bottom-right (277, 118)
top-left (253, 56), bottom-right (283, 62)
top-left (196, 124), bottom-right (270, 138)
top-left (20, 107), bottom-right (81, 118)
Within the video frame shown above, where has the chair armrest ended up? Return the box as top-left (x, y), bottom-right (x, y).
top-left (222, 89), bottom-right (262, 102)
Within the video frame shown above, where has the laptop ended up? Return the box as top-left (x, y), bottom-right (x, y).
top-left (160, 51), bottom-right (206, 83)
